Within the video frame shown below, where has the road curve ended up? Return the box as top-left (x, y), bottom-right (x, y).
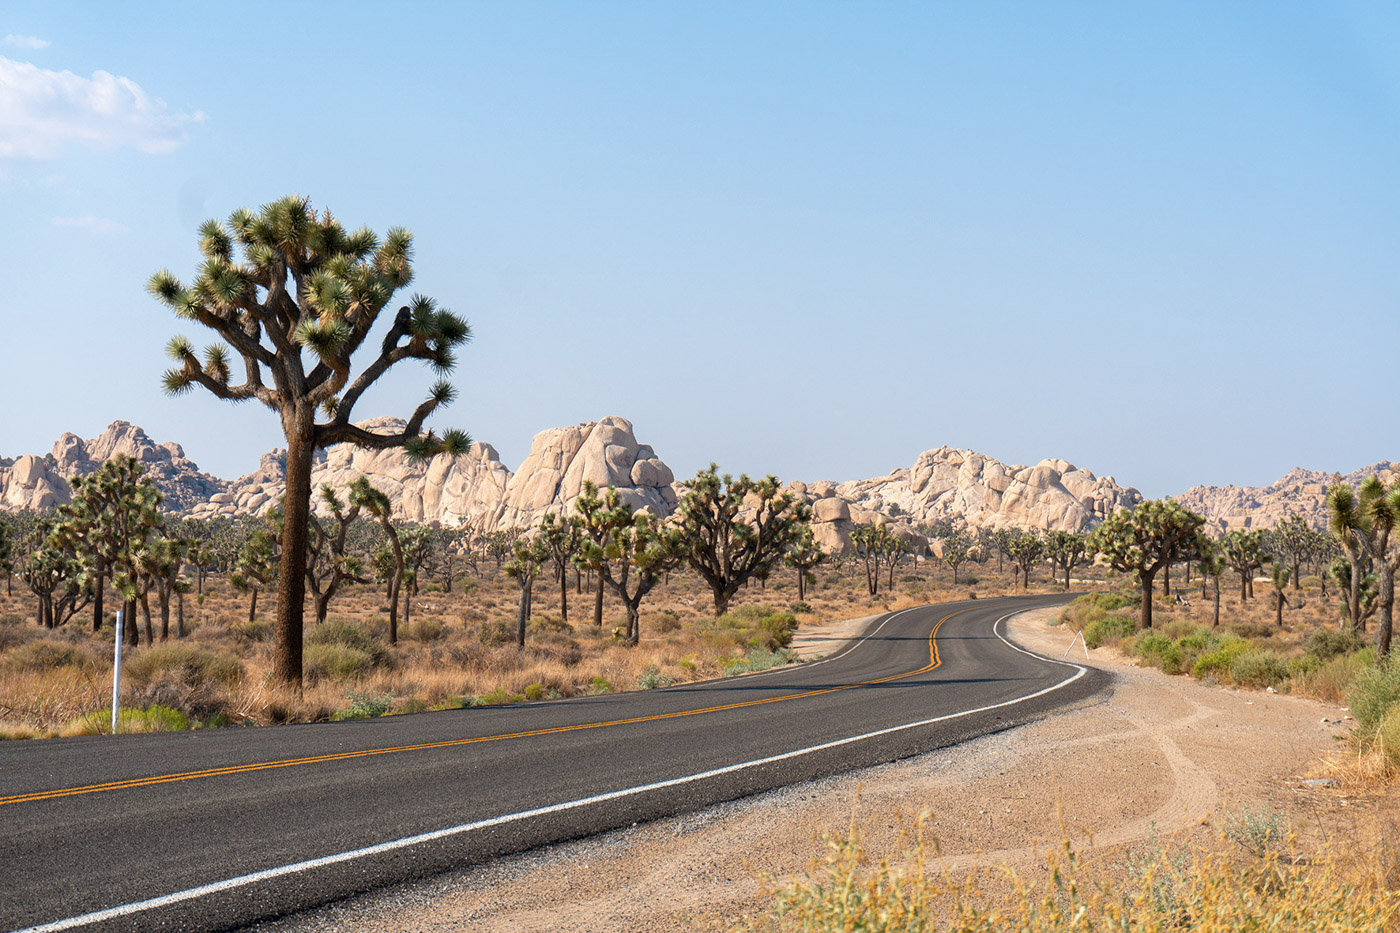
top-left (0, 595), bottom-right (1108, 932)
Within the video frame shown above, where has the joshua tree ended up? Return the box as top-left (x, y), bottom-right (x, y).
top-left (150, 195), bottom-right (470, 689)
top-left (1199, 537), bottom-right (1225, 627)
top-left (306, 484), bottom-right (369, 624)
top-left (54, 455), bottom-right (165, 645)
top-left (938, 528), bottom-right (972, 585)
top-left (1329, 478), bottom-right (1400, 657)
top-left (1269, 562), bottom-right (1291, 627)
top-left (18, 515), bottom-right (90, 629)
top-left (1005, 530), bottom-right (1045, 591)
top-left (574, 482), bottom-right (682, 645)
top-left (1219, 530), bottom-right (1268, 601)
top-left (1269, 514), bottom-right (1314, 593)
top-left (850, 524), bottom-right (890, 597)
top-left (1327, 484), bottom-right (1369, 637)
top-left (1044, 530), bottom-right (1088, 590)
top-left (0, 515), bottom-right (14, 597)
top-left (672, 465), bottom-right (810, 617)
top-left (231, 509), bottom-right (281, 627)
top-left (784, 525), bottom-right (827, 602)
top-left (504, 537), bottom-right (549, 646)
top-left (349, 477), bottom-right (406, 644)
top-left (538, 512), bottom-right (583, 622)
top-left (1088, 500), bottom-right (1206, 630)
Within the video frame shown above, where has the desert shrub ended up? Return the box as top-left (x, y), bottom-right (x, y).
top-left (306, 620), bottom-right (391, 667)
top-left (724, 647), bottom-right (795, 676)
top-left (1377, 705), bottom-right (1400, 772)
top-left (790, 601), bottom-right (814, 614)
top-left (403, 618), bottom-right (444, 641)
top-left (1083, 615), bottom-right (1135, 648)
top-left (1228, 650), bottom-right (1291, 688)
top-left (0, 624), bottom-right (38, 653)
top-left (231, 618), bottom-right (271, 643)
top-left (1304, 629), bottom-right (1365, 661)
top-left (1225, 805), bottom-right (1289, 858)
top-left (477, 618), bottom-right (517, 647)
top-left (332, 691), bottom-right (393, 720)
top-left (1299, 574), bottom-right (1323, 590)
top-left (1348, 664), bottom-right (1400, 741)
top-left (0, 613), bottom-right (22, 626)
top-left (124, 644), bottom-right (241, 689)
top-left (304, 643), bottom-right (375, 681)
top-left (64, 704), bottom-right (190, 736)
top-left (523, 683), bottom-right (545, 701)
top-left (396, 697), bottom-right (429, 714)
top-left (2, 640), bottom-right (104, 673)
top-left (528, 614), bottom-right (571, 636)
top-left (1295, 652), bottom-right (1370, 703)
top-left (475, 687), bottom-right (523, 706)
top-left (1134, 633), bottom-right (1183, 674)
top-left (586, 676), bottom-right (613, 695)
top-left (654, 609), bottom-right (682, 633)
top-left (1060, 592), bottom-right (1135, 632)
top-left (1192, 636), bottom-right (1253, 681)
top-left (699, 605), bottom-right (798, 651)
top-left (638, 666), bottom-right (674, 689)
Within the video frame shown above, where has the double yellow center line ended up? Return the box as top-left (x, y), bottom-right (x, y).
top-left (0, 608), bottom-right (962, 809)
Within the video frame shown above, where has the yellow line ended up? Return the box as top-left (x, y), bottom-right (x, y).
top-left (1, 607), bottom-right (962, 809)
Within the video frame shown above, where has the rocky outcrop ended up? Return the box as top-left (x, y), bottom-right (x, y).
top-left (1175, 462), bottom-right (1400, 533)
top-left (495, 417), bottom-right (676, 529)
top-left (0, 421), bottom-right (229, 513)
top-left (181, 416), bottom-right (674, 531)
top-left (798, 446), bottom-right (1141, 551)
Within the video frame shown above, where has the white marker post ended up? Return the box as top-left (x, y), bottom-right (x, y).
top-left (1062, 629), bottom-right (1088, 659)
top-left (111, 610), bottom-right (123, 734)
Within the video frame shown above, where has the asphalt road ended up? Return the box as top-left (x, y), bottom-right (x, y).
top-left (0, 595), bottom-right (1108, 932)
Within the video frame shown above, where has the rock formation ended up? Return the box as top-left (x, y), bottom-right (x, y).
top-left (0, 421), bottom-right (228, 513)
top-left (795, 446), bottom-right (1142, 552)
top-left (1175, 462), bottom-right (1400, 533)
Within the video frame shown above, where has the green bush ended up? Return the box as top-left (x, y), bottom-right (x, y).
top-left (1228, 650), bottom-right (1292, 688)
top-left (587, 676), bottom-right (614, 695)
top-left (1192, 637), bottom-right (1253, 681)
top-left (231, 618), bottom-right (270, 642)
top-left (125, 644), bottom-right (241, 689)
top-left (477, 618), bottom-right (517, 647)
top-left (723, 647), bottom-right (796, 676)
top-left (1083, 615), bottom-right (1135, 648)
top-left (304, 643), bottom-right (375, 681)
top-left (66, 704), bottom-right (190, 735)
top-left (1348, 664), bottom-right (1400, 740)
top-left (332, 691), bottom-right (393, 720)
top-left (638, 666), bottom-right (674, 689)
top-left (2, 640), bottom-right (104, 673)
top-left (1377, 704), bottom-right (1400, 771)
top-left (1294, 652), bottom-right (1370, 703)
top-left (699, 605), bottom-right (798, 651)
top-left (475, 688), bottom-right (523, 706)
top-left (1304, 629), bottom-right (1365, 661)
top-left (523, 683), bottom-right (545, 701)
top-left (790, 601), bottom-right (814, 614)
top-left (1135, 634), bottom-right (1184, 674)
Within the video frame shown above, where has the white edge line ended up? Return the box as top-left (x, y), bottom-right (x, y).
top-left (13, 603), bottom-right (1084, 933)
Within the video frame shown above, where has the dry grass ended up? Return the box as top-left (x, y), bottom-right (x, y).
top-left (737, 809), bottom-right (1400, 932)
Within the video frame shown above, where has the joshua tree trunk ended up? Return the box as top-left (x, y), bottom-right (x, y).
top-left (1162, 561), bottom-right (1171, 597)
top-left (1212, 577), bottom-right (1221, 627)
top-left (559, 567), bottom-right (569, 623)
top-left (387, 574), bottom-right (400, 645)
top-left (515, 578), bottom-right (534, 647)
top-left (273, 424), bottom-right (314, 690)
top-left (1275, 591), bottom-right (1286, 626)
top-left (1139, 572), bottom-right (1156, 630)
top-left (593, 577), bottom-right (604, 628)
top-left (797, 568), bottom-right (806, 601)
top-left (248, 589), bottom-right (258, 625)
top-left (159, 586), bottom-right (171, 640)
top-left (1377, 566), bottom-right (1395, 659)
top-left (92, 572), bottom-right (104, 633)
top-left (140, 594), bottom-right (153, 646)
top-left (125, 599), bottom-right (138, 647)
top-left (177, 592), bottom-right (186, 638)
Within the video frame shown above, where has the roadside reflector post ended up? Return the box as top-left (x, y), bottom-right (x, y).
top-left (111, 610), bottom-right (123, 734)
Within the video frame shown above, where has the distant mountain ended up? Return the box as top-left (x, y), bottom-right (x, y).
top-left (1174, 462), bottom-right (1400, 532)
top-left (1, 420), bottom-right (1147, 553)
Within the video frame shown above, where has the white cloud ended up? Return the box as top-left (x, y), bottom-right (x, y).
top-left (0, 56), bottom-right (203, 159)
top-left (3, 35), bottom-right (50, 50)
top-left (53, 215), bottom-right (129, 235)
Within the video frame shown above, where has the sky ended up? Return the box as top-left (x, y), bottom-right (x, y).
top-left (1, 2), bottom-right (1397, 499)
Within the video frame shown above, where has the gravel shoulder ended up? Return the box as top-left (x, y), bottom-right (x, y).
top-left (248, 607), bottom-right (1351, 933)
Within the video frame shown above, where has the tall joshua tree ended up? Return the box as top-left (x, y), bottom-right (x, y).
top-left (150, 195), bottom-right (469, 689)
top-left (1088, 500), bottom-right (1206, 630)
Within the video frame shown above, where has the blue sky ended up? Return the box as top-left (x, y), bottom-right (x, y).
top-left (1, 2), bottom-right (1397, 498)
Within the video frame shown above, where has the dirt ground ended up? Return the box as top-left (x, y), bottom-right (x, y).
top-left (250, 606), bottom-right (1372, 933)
